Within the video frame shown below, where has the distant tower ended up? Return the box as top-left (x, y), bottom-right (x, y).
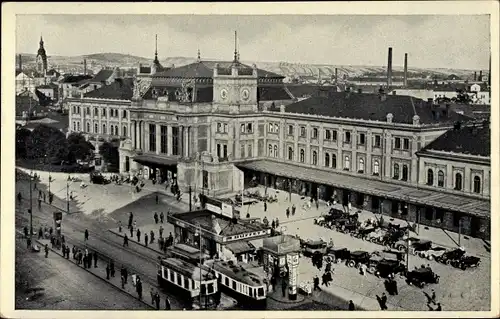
top-left (197, 49), bottom-right (201, 62)
top-left (83, 58), bottom-right (87, 75)
top-left (151, 34), bottom-right (163, 74)
top-left (233, 31), bottom-right (239, 63)
top-left (387, 47), bottom-right (393, 87)
top-left (36, 35), bottom-right (48, 74)
top-left (403, 53), bottom-right (408, 87)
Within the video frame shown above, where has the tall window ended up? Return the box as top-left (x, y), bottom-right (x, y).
top-left (312, 151), bottom-right (317, 165)
top-left (77, 122), bottom-right (80, 131)
top-left (268, 144), bottom-right (273, 157)
top-left (122, 110), bottom-right (127, 119)
top-left (312, 128), bottom-right (318, 139)
top-left (358, 158), bottom-right (365, 172)
top-left (344, 156), bottom-right (350, 170)
top-left (427, 169), bottom-right (434, 185)
top-left (402, 165), bottom-right (409, 181)
top-left (358, 133), bottom-right (366, 145)
top-left (325, 153), bottom-right (330, 167)
top-left (473, 176), bottom-right (481, 193)
top-left (247, 144), bottom-right (252, 158)
top-left (86, 122), bottom-right (90, 132)
top-left (223, 145), bottom-right (228, 158)
top-left (202, 170), bottom-right (208, 189)
top-left (217, 144), bottom-right (221, 158)
top-left (73, 121), bottom-right (76, 131)
top-left (395, 137), bottom-right (401, 149)
top-left (373, 160), bottom-right (380, 175)
top-left (115, 126), bottom-right (119, 136)
top-left (273, 145), bottom-right (278, 158)
top-left (300, 149), bottom-right (305, 163)
top-left (344, 132), bottom-right (351, 144)
top-left (325, 130), bottom-right (331, 140)
top-left (455, 173), bottom-right (463, 190)
top-left (94, 107), bottom-right (98, 116)
top-left (94, 123), bottom-right (98, 133)
top-left (374, 135), bottom-right (381, 148)
top-left (403, 138), bottom-right (410, 150)
top-left (217, 123), bottom-right (222, 133)
top-left (332, 130), bottom-right (337, 141)
top-left (110, 125), bottom-right (114, 135)
top-left (172, 127), bottom-right (179, 155)
top-left (300, 127), bottom-right (306, 137)
top-left (437, 170), bottom-right (444, 187)
top-left (247, 123), bottom-right (253, 133)
top-left (332, 154), bottom-right (337, 168)
top-left (268, 123), bottom-right (274, 133)
top-left (160, 126), bottom-right (168, 154)
top-left (241, 124), bottom-right (245, 133)
top-left (123, 125), bottom-right (127, 137)
top-left (149, 124), bottom-right (156, 152)
top-left (102, 109), bottom-right (106, 117)
top-left (288, 125), bottom-right (294, 135)
top-left (288, 147), bottom-right (293, 160)
top-left (393, 164), bottom-right (400, 179)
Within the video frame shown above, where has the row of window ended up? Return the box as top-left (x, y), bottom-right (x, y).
top-left (163, 266), bottom-right (215, 294)
top-left (73, 121), bottom-right (127, 137)
top-left (240, 143), bottom-right (253, 158)
top-left (426, 169), bottom-right (482, 194)
top-left (216, 123), bottom-right (229, 133)
top-left (216, 143), bottom-right (228, 159)
top-left (240, 123), bottom-right (254, 134)
top-left (220, 273), bottom-right (265, 298)
top-left (72, 106), bottom-right (127, 119)
top-left (147, 124), bottom-right (180, 155)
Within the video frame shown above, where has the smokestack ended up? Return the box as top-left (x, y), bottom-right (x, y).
top-left (18, 54), bottom-right (22, 70)
top-left (479, 70), bottom-right (483, 81)
top-left (387, 47), bottom-right (393, 87)
top-left (335, 68), bottom-right (338, 83)
top-left (403, 53), bottom-right (408, 87)
top-left (84, 59), bottom-right (87, 75)
top-left (474, 71), bottom-right (477, 81)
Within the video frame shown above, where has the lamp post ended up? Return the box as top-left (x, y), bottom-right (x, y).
top-left (458, 217), bottom-right (462, 247)
top-left (66, 175), bottom-right (71, 214)
top-left (29, 171), bottom-right (34, 247)
top-left (406, 229), bottom-right (411, 274)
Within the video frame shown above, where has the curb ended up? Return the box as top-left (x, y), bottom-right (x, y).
top-left (22, 231), bottom-right (156, 310)
top-left (108, 229), bottom-right (165, 256)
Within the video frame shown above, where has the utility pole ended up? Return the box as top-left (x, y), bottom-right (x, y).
top-left (416, 207), bottom-right (420, 235)
top-left (458, 218), bottom-right (462, 247)
top-left (189, 186), bottom-right (192, 211)
top-left (29, 171), bottom-right (33, 248)
top-left (66, 175), bottom-right (71, 214)
top-left (198, 224), bottom-right (202, 309)
top-left (406, 228), bottom-right (410, 274)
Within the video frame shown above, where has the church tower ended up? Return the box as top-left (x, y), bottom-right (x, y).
top-left (36, 35), bottom-right (48, 74)
top-left (151, 34), bottom-right (163, 75)
top-left (212, 31), bottom-right (258, 114)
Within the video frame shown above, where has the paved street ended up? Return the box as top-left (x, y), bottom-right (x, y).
top-left (15, 235), bottom-right (149, 310)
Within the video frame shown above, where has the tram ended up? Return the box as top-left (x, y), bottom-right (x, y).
top-left (157, 257), bottom-right (218, 309)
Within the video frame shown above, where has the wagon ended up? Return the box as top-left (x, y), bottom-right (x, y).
top-left (406, 268), bottom-right (440, 288)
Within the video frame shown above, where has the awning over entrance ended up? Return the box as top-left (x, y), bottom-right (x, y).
top-left (237, 160), bottom-right (490, 218)
top-left (225, 241), bottom-right (255, 255)
top-left (133, 154), bottom-right (178, 167)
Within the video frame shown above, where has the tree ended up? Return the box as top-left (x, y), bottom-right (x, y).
top-left (26, 124), bottom-right (68, 162)
top-left (66, 132), bottom-right (95, 164)
top-left (99, 141), bottom-right (119, 171)
top-left (16, 128), bottom-right (32, 158)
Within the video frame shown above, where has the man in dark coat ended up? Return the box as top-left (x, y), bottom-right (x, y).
top-left (123, 234), bottom-right (129, 247)
top-left (110, 259), bottom-right (115, 277)
top-left (106, 263), bottom-right (110, 280)
top-left (264, 201), bottom-right (267, 212)
top-left (165, 296), bottom-right (171, 310)
top-left (160, 211), bottom-right (164, 224)
top-left (84, 229), bottom-right (89, 241)
top-left (313, 275), bottom-right (321, 291)
top-left (348, 300), bottom-right (355, 310)
top-left (150, 230), bottom-right (155, 244)
top-left (154, 212), bottom-right (159, 224)
top-left (155, 292), bottom-right (160, 310)
top-left (93, 251), bottom-right (98, 268)
top-left (136, 279), bottom-right (143, 300)
top-left (137, 229), bottom-right (141, 242)
top-left (144, 233), bottom-right (149, 247)
top-left (44, 244), bottom-right (49, 258)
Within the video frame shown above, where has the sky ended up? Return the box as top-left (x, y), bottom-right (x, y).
top-left (16, 14), bottom-right (491, 70)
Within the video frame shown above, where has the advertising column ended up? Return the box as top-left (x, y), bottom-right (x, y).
top-left (287, 252), bottom-right (299, 300)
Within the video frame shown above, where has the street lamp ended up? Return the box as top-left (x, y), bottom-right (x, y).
top-left (29, 171), bottom-right (34, 248)
top-left (66, 175), bottom-right (71, 214)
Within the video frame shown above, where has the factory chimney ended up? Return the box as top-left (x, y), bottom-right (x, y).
top-left (387, 47), bottom-right (393, 87)
top-left (18, 54), bottom-right (22, 71)
top-left (83, 59), bottom-right (87, 75)
top-left (335, 68), bottom-right (338, 84)
top-left (479, 70), bottom-right (483, 82)
top-left (403, 53), bottom-right (408, 87)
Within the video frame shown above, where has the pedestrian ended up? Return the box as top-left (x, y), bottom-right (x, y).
top-left (144, 233), bottom-right (149, 247)
top-left (136, 279), bottom-right (143, 300)
top-left (130, 225), bottom-right (134, 238)
top-left (106, 263), bottom-right (110, 280)
top-left (154, 212), bottom-right (159, 224)
top-left (132, 274), bottom-right (137, 287)
top-left (271, 220), bottom-right (276, 229)
top-left (168, 232), bottom-right (173, 247)
top-left (292, 204), bottom-right (296, 216)
top-left (44, 244), bottom-right (49, 258)
top-left (84, 229), bottom-right (89, 242)
top-left (286, 207), bottom-right (290, 219)
top-left (133, 220), bottom-right (137, 230)
top-left (72, 245), bottom-right (76, 259)
top-left (49, 227), bottom-right (53, 236)
top-left (61, 235), bottom-right (65, 245)
top-left (155, 292), bottom-right (160, 310)
top-left (430, 289), bottom-right (436, 304)
top-left (150, 230), bottom-right (154, 244)
top-left (128, 212), bottom-right (133, 229)
top-left (156, 194), bottom-right (159, 204)
top-left (110, 259), bottom-right (115, 277)
top-left (348, 300), bottom-right (355, 310)
top-left (160, 211), bottom-right (164, 224)
top-left (123, 234), bottom-right (129, 247)
top-left (124, 267), bottom-right (128, 284)
top-left (392, 278), bottom-right (398, 296)
top-left (150, 288), bottom-right (155, 305)
top-left (313, 275), bottom-right (321, 291)
top-left (26, 236), bottom-right (32, 249)
top-left (137, 229), bottom-right (141, 242)
top-left (165, 296), bottom-right (171, 310)
top-left (65, 246), bottom-right (70, 259)
top-left (121, 272), bottom-right (126, 288)
top-left (276, 218), bottom-right (280, 228)
top-left (159, 225), bottom-right (164, 238)
top-left (159, 237), bottom-right (164, 251)
top-left (281, 280), bottom-right (287, 297)
top-left (381, 293), bottom-right (388, 310)
top-left (38, 197), bottom-right (42, 208)
top-left (24, 226), bottom-right (28, 239)
top-left (43, 192), bottom-right (46, 203)
top-left (263, 216), bottom-right (269, 227)
top-left (118, 221), bottom-right (122, 233)
top-left (38, 227), bottom-right (43, 240)
top-left (93, 251), bottom-right (98, 268)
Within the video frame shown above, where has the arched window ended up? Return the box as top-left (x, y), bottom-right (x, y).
top-left (325, 153), bottom-right (330, 167)
top-left (122, 110), bottom-right (127, 119)
top-left (427, 169), bottom-right (434, 185)
top-left (86, 122), bottom-right (90, 132)
top-left (393, 164), bottom-right (400, 179)
top-left (273, 145), bottom-right (278, 158)
top-left (102, 124), bottom-right (107, 134)
top-left (94, 123), bottom-right (98, 133)
top-left (437, 170), bottom-right (445, 187)
top-left (473, 176), bottom-right (481, 193)
top-left (268, 144), bottom-right (273, 157)
top-left (312, 151), bottom-right (317, 165)
top-left (332, 154), bottom-right (337, 168)
top-left (123, 126), bottom-right (127, 137)
top-left (402, 165), bottom-right (409, 181)
top-left (115, 126), bottom-right (119, 136)
top-left (300, 149), bottom-right (305, 163)
top-left (455, 173), bottom-right (462, 190)
top-left (94, 107), bottom-right (98, 116)
top-left (373, 160), bottom-right (380, 175)
top-left (358, 158), bottom-right (365, 172)
top-left (110, 125), bottom-right (114, 135)
top-left (344, 156), bottom-right (350, 170)
top-left (73, 121), bottom-right (76, 131)
top-left (288, 147), bottom-right (293, 160)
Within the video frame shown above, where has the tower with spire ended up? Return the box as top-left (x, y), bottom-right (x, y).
top-left (151, 34), bottom-right (164, 75)
top-left (36, 35), bottom-right (48, 74)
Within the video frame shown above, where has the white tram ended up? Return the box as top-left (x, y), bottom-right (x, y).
top-left (157, 257), bottom-right (218, 309)
top-left (209, 260), bottom-right (267, 309)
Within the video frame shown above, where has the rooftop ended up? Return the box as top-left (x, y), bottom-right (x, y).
top-left (90, 69), bottom-right (115, 83)
top-left (418, 122), bottom-right (490, 157)
top-left (283, 92), bottom-right (471, 125)
top-left (84, 78), bottom-right (134, 100)
top-left (210, 260), bottom-right (266, 287)
top-left (60, 74), bottom-right (93, 84)
top-left (262, 235), bottom-right (301, 255)
top-left (160, 258), bottom-right (213, 281)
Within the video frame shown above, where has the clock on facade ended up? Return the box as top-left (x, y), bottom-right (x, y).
top-left (241, 88), bottom-right (250, 101)
top-left (220, 88), bottom-right (228, 100)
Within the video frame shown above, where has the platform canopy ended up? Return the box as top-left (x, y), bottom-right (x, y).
top-left (133, 154), bottom-right (178, 167)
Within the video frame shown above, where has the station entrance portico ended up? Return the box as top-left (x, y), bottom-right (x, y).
top-left (132, 154), bottom-right (178, 185)
top-left (237, 160), bottom-right (490, 239)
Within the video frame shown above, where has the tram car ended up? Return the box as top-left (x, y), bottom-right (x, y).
top-left (157, 257), bottom-right (219, 309)
top-left (209, 260), bottom-right (267, 309)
